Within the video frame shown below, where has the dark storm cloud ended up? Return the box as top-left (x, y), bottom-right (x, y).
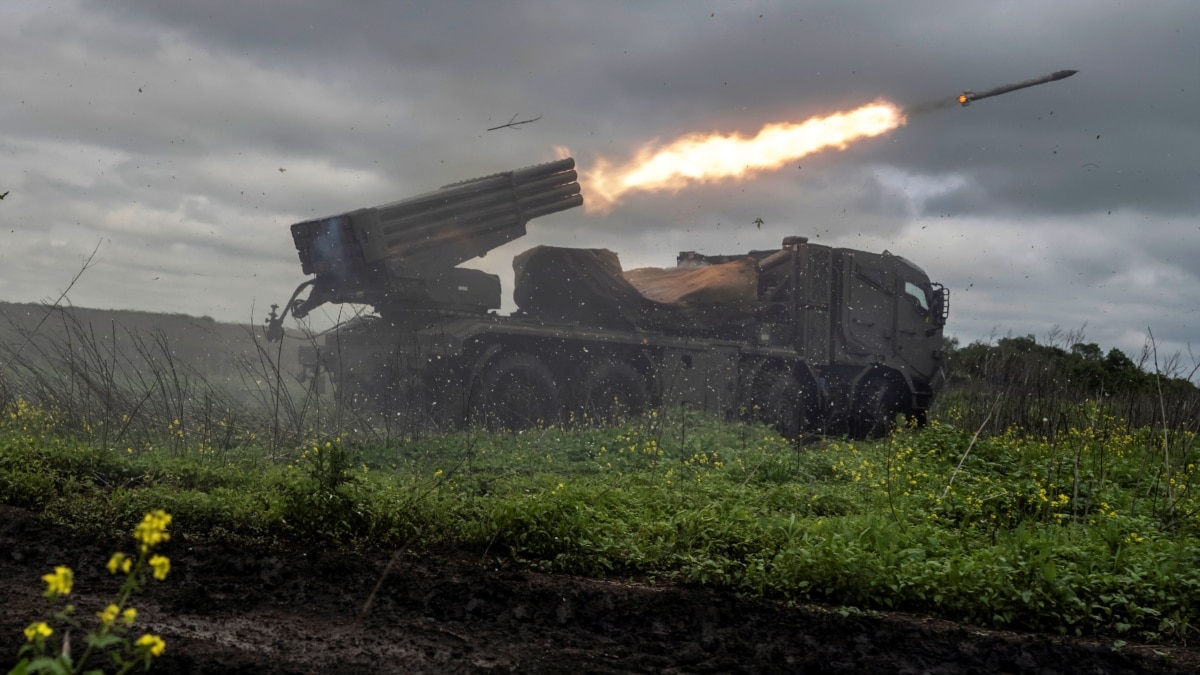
top-left (3, 0), bottom-right (1197, 364)
top-left (81, 0), bottom-right (1200, 219)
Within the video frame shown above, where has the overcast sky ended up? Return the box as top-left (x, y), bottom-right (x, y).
top-left (1, 1), bottom-right (1197, 367)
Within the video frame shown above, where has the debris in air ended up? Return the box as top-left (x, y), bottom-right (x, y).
top-left (487, 113), bottom-right (543, 132)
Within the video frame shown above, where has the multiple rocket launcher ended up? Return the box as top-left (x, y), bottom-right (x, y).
top-left (292, 157), bottom-right (581, 280)
top-left (262, 66), bottom-right (1078, 435)
top-left (284, 157), bottom-right (582, 319)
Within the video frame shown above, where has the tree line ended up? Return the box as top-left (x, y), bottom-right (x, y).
top-left (937, 329), bottom-right (1199, 436)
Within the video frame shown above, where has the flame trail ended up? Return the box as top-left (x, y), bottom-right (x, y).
top-left (582, 100), bottom-right (905, 212)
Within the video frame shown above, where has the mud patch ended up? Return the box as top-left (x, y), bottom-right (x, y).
top-left (1, 505), bottom-right (1194, 673)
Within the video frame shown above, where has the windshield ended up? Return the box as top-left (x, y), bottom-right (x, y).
top-left (904, 281), bottom-right (931, 312)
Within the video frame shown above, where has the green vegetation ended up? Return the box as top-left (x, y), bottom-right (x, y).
top-left (940, 331), bottom-right (1200, 435)
top-left (3, 392), bottom-right (1198, 644)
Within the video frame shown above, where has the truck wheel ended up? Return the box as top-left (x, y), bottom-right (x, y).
top-left (574, 362), bottom-right (649, 425)
top-left (340, 369), bottom-right (395, 408)
top-left (852, 377), bottom-right (902, 439)
top-left (338, 357), bottom-right (430, 424)
top-left (471, 352), bottom-right (559, 431)
top-left (746, 365), bottom-right (813, 439)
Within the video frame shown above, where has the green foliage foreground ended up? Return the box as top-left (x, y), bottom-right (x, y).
top-left (2, 399), bottom-right (1198, 644)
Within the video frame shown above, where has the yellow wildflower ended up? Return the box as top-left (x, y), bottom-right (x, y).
top-left (135, 633), bottom-right (167, 657)
top-left (98, 604), bottom-right (120, 627)
top-left (107, 552), bottom-right (133, 575)
top-left (42, 566), bottom-right (73, 597)
top-left (149, 555), bottom-right (171, 581)
top-left (122, 607), bottom-right (138, 626)
top-left (23, 622), bottom-right (53, 642)
top-left (133, 511), bottom-right (172, 552)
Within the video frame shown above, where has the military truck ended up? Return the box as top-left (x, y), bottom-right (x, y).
top-left (266, 157), bottom-right (949, 437)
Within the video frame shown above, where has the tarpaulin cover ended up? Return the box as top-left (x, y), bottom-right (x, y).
top-left (512, 246), bottom-right (758, 330)
top-left (623, 259), bottom-right (758, 305)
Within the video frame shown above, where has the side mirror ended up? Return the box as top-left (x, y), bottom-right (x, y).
top-left (930, 285), bottom-right (950, 327)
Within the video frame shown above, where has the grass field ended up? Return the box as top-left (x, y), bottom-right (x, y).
top-left (3, 395), bottom-right (1197, 645)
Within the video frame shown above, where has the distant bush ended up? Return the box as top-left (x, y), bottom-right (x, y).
top-left (939, 330), bottom-right (1199, 437)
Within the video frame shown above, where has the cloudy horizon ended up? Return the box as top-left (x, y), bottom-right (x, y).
top-left (1, 1), bottom-right (1197, 370)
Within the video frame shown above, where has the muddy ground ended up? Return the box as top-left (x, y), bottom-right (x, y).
top-left (1, 506), bottom-right (1196, 674)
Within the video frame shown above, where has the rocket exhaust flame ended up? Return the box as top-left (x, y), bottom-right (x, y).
top-left (577, 69), bottom-right (1075, 212)
top-left (581, 100), bottom-right (905, 212)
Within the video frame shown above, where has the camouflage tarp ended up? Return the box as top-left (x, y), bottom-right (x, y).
top-left (622, 259), bottom-right (758, 306)
top-left (512, 246), bottom-right (758, 331)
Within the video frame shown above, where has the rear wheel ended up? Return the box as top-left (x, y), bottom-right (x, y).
top-left (744, 363), bottom-right (814, 439)
top-left (573, 361), bottom-right (649, 426)
top-left (470, 352), bottom-right (559, 431)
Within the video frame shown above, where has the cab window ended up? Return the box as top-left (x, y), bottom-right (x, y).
top-left (904, 282), bottom-right (929, 311)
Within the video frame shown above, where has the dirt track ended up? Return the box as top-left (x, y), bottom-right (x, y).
top-left (2, 505), bottom-right (1195, 674)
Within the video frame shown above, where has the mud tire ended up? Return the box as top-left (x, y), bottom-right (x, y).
top-left (745, 364), bottom-right (814, 439)
top-left (471, 352), bottom-right (559, 431)
top-left (574, 361), bottom-right (649, 425)
top-left (852, 377), bottom-right (903, 439)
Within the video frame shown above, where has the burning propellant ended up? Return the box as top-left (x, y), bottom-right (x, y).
top-left (580, 68), bottom-right (1077, 212)
top-left (957, 69), bottom-right (1078, 106)
top-left (582, 100), bottom-right (905, 212)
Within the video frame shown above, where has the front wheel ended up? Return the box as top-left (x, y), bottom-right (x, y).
top-left (851, 377), bottom-right (903, 439)
top-left (470, 352), bottom-right (559, 431)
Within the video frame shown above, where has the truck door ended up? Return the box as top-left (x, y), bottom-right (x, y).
top-left (892, 272), bottom-right (941, 381)
top-left (841, 251), bottom-right (895, 359)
